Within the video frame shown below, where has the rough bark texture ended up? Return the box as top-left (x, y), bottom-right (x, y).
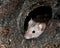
top-left (0, 0), bottom-right (60, 48)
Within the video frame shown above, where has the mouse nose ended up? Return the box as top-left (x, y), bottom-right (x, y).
top-left (24, 33), bottom-right (32, 39)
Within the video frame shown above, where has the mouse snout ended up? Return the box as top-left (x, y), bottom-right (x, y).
top-left (24, 33), bottom-right (32, 39)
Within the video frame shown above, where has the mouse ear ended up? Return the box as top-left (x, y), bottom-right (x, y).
top-left (38, 23), bottom-right (46, 31)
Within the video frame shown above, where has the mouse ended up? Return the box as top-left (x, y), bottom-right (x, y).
top-left (24, 6), bottom-right (52, 39)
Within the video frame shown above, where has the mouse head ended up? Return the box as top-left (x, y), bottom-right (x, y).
top-left (24, 23), bottom-right (46, 39)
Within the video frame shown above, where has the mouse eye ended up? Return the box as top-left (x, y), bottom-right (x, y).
top-left (32, 30), bottom-right (35, 33)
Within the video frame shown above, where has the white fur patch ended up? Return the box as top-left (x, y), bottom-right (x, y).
top-left (28, 19), bottom-right (36, 27)
top-left (28, 19), bottom-right (34, 25)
